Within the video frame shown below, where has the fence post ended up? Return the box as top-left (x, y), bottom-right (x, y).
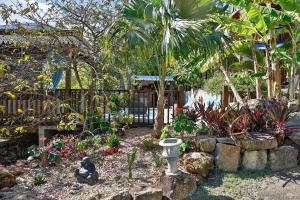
top-left (222, 85), bottom-right (229, 107)
top-left (177, 85), bottom-right (184, 110)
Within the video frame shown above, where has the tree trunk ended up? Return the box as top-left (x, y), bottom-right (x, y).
top-left (154, 76), bottom-right (165, 138)
top-left (270, 28), bottom-right (281, 98)
top-left (265, 47), bottom-right (273, 99)
top-left (289, 39), bottom-right (297, 100)
top-left (220, 65), bottom-right (244, 105)
top-left (251, 43), bottom-right (262, 99)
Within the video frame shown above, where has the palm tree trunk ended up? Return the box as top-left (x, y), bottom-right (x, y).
top-left (289, 39), bottom-right (297, 100)
top-left (220, 65), bottom-right (244, 105)
top-left (251, 43), bottom-right (261, 99)
top-left (270, 28), bottom-right (281, 98)
top-left (154, 77), bottom-right (165, 138)
top-left (265, 47), bottom-right (273, 99)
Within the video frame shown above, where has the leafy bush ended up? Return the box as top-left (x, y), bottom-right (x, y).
top-left (34, 174), bottom-right (46, 186)
top-left (179, 140), bottom-right (193, 153)
top-left (142, 138), bottom-right (155, 151)
top-left (160, 125), bottom-right (171, 140)
top-left (107, 134), bottom-right (120, 148)
top-left (172, 111), bottom-right (197, 134)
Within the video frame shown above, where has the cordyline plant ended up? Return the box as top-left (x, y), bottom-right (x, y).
top-left (193, 98), bottom-right (290, 141)
top-left (267, 103), bottom-right (290, 144)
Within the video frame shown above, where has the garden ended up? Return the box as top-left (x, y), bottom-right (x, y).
top-left (1, 0), bottom-right (300, 200)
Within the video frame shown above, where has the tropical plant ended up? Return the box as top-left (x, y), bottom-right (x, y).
top-left (33, 174), bottom-right (46, 186)
top-left (107, 134), bottom-right (120, 148)
top-left (142, 138), bottom-right (156, 151)
top-left (110, 0), bottom-right (227, 137)
top-left (127, 148), bottom-right (138, 180)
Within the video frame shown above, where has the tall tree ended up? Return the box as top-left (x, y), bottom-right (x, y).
top-left (111, 0), bottom-right (226, 137)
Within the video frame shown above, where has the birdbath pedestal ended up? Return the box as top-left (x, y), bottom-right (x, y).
top-left (159, 138), bottom-right (182, 176)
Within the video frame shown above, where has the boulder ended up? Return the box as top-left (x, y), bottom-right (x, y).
top-left (104, 190), bottom-right (132, 200)
top-left (268, 145), bottom-right (298, 171)
top-left (182, 152), bottom-right (214, 177)
top-left (242, 150), bottom-right (267, 170)
top-left (289, 132), bottom-right (300, 146)
top-left (195, 136), bottom-right (216, 153)
top-left (216, 137), bottom-right (237, 145)
top-left (160, 171), bottom-right (197, 200)
top-left (131, 187), bottom-right (162, 200)
top-left (0, 167), bottom-right (16, 189)
top-left (240, 133), bottom-right (278, 150)
top-left (288, 101), bottom-right (300, 112)
top-left (215, 143), bottom-right (241, 172)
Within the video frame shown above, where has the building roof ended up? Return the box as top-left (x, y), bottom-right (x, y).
top-left (134, 76), bottom-right (174, 81)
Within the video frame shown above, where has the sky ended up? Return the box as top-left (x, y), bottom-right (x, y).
top-left (0, 0), bottom-right (49, 25)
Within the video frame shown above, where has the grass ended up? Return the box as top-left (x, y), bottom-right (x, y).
top-left (190, 169), bottom-right (274, 200)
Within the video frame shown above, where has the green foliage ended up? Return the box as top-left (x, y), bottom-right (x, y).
top-left (142, 138), bottom-right (155, 151)
top-left (172, 113), bottom-right (197, 134)
top-left (127, 148), bottom-right (138, 180)
top-left (52, 139), bottom-right (64, 149)
top-left (179, 140), bottom-right (194, 153)
top-left (160, 125), bottom-right (172, 140)
top-left (34, 174), bottom-right (46, 186)
top-left (107, 134), bottom-right (120, 148)
top-left (203, 72), bottom-right (257, 95)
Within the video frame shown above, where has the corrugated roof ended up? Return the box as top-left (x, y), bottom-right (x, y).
top-left (0, 35), bottom-right (80, 45)
top-left (134, 76), bottom-right (173, 81)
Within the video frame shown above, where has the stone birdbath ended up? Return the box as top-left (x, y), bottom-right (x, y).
top-left (159, 138), bottom-right (182, 175)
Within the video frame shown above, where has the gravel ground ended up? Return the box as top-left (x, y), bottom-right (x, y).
top-left (0, 127), bottom-right (166, 200)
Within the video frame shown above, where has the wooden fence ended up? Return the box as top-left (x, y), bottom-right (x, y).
top-left (0, 89), bottom-right (180, 126)
top-left (221, 85), bottom-right (256, 107)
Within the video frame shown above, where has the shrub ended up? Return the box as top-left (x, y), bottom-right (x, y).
top-left (179, 140), bottom-right (193, 153)
top-left (98, 147), bottom-right (119, 156)
top-left (160, 125), bottom-right (171, 140)
top-left (142, 138), bottom-right (155, 151)
top-left (107, 134), bottom-right (120, 148)
top-left (172, 111), bottom-right (197, 135)
top-left (34, 174), bottom-right (46, 186)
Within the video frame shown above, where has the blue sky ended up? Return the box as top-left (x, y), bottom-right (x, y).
top-left (0, 0), bottom-right (48, 25)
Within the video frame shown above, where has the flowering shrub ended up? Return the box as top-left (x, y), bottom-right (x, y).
top-left (98, 147), bottom-right (120, 156)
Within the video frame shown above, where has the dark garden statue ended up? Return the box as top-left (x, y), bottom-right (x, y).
top-left (75, 157), bottom-right (99, 185)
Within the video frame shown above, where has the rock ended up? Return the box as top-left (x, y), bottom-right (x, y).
top-left (182, 152), bottom-right (214, 177)
top-left (247, 99), bottom-right (263, 110)
top-left (8, 164), bottom-right (25, 176)
top-left (268, 145), bottom-right (298, 171)
top-left (131, 187), bottom-right (162, 200)
top-left (216, 137), bottom-right (237, 145)
top-left (242, 150), bottom-right (267, 170)
top-left (27, 156), bottom-right (34, 161)
top-left (195, 136), bottom-right (216, 153)
top-left (0, 167), bottom-right (16, 189)
top-left (75, 157), bottom-right (98, 185)
top-left (240, 133), bottom-right (278, 150)
top-left (104, 190), bottom-right (132, 200)
top-left (288, 101), bottom-right (300, 112)
top-left (160, 171), bottom-right (197, 200)
top-left (289, 132), bottom-right (300, 145)
top-left (215, 143), bottom-right (241, 172)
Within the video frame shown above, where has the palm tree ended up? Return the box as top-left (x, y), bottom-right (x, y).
top-left (110, 0), bottom-right (226, 137)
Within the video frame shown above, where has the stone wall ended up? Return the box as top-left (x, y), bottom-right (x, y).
top-left (184, 133), bottom-right (300, 175)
